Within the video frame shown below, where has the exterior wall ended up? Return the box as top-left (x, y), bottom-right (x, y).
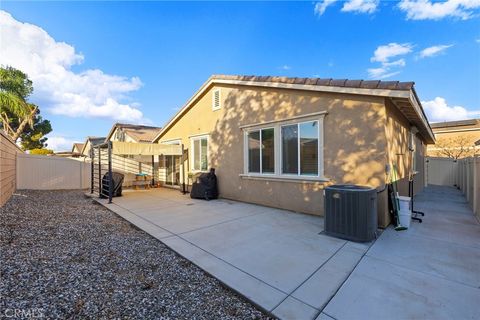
top-left (82, 140), bottom-right (92, 157)
top-left (0, 130), bottom-right (22, 206)
top-left (382, 99), bottom-right (426, 224)
top-left (159, 84), bottom-right (389, 223)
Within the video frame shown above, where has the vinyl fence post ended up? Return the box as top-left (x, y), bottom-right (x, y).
top-left (108, 141), bottom-right (113, 204)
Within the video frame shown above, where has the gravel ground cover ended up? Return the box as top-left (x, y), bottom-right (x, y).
top-left (0, 190), bottom-right (273, 319)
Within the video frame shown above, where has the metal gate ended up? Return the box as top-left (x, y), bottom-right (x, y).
top-left (90, 142), bottom-right (113, 203)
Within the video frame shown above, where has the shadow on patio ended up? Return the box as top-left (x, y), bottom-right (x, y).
top-left (92, 188), bottom-right (372, 319)
top-left (92, 185), bottom-right (479, 320)
top-left (322, 185), bottom-right (480, 320)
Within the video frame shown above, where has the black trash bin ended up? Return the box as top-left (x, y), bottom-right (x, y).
top-left (324, 184), bottom-right (377, 242)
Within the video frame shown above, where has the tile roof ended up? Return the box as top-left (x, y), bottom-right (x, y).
top-left (113, 124), bottom-right (162, 142)
top-left (88, 137), bottom-right (107, 146)
top-left (212, 74), bottom-right (415, 91)
top-left (72, 143), bottom-right (84, 152)
top-left (430, 119), bottom-right (479, 128)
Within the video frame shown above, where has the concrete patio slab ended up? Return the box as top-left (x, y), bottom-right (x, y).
top-left (92, 185), bottom-right (479, 320)
top-left (272, 296), bottom-right (319, 320)
top-left (367, 228), bottom-right (480, 288)
top-left (161, 235), bottom-right (287, 311)
top-left (323, 256), bottom-right (480, 320)
top-left (92, 188), bottom-right (368, 319)
top-left (291, 241), bottom-right (369, 310)
top-left (323, 186), bottom-right (480, 320)
top-left (315, 312), bottom-right (335, 320)
top-left (181, 210), bottom-right (346, 294)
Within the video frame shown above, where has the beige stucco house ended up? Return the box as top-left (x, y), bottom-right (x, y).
top-left (152, 75), bottom-right (435, 227)
top-left (72, 143), bottom-right (84, 155)
top-left (103, 123), bottom-right (162, 187)
top-left (106, 123), bottom-right (162, 143)
top-left (427, 119), bottom-right (480, 158)
top-left (80, 136), bottom-right (106, 158)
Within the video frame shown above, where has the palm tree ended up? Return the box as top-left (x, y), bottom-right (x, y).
top-left (0, 66), bottom-right (37, 141)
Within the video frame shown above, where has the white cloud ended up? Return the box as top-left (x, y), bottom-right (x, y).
top-left (44, 135), bottom-right (80, 152)
top-left (476, 38), bottom-right (480, 43)
top-left (314, 0), bottom-right (338, 16)
top-left (398, 0), bottom-right (480, 20)
top-left (367, 67), bottom-right (401, 79)
top-left (371, 43), bottom-right (413, 63)
top-left (0, 11), bottom-right (145, 122)
top-left (423, 97), bottom-right (480, 122)
top-left (278, 65), bottom-right (291, 70)
top-left (341, 0), bottom-right (379, 14)
top-left (382, 58), bottom-right (406, 67)
top-left (419, 44), bottom-right (453, 58)
top-left (368, 43), bottom-right (412, 79)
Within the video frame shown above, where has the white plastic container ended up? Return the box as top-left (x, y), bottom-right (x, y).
top-left (398, 210), bottom-right (412, 228)
top-left (397, 196), bottom-right (411, 212)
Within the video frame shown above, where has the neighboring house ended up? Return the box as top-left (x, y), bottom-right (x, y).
top-left (152, 75), bottom-right (435, 227)
top-left (72, 143), bottom-right (85, 155)
top-left (80, 136), bottom-right (106, 158)
top-left (106, 123), bottom-right (162, 143)
top-left (427, 119), bottom-right (480, 159)
top-left (54, 151), bottom-right (81, 159)
top-left (54, 142), bottom-right (86, 160)
top-left (105, 123), bottom-right (162, 187)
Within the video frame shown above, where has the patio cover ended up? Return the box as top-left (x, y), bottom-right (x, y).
top-left (111, 141), bottom-right (182, 156)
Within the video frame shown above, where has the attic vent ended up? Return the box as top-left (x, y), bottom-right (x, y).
top-left (212, 89), bottom-right (221, 110)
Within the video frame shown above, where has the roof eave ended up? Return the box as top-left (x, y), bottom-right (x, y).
top-left (153, 77), bottom-right (414, 142)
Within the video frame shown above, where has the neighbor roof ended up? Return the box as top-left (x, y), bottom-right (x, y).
top-left (430, 119), bottom-right (479, 129)
top-left (80, 136), bottom-right (107, 155)
top-left (105, 123), bottom-right (162, 143)
top-left (72, 143), bottom-right (84, 153)
top-left (88, 137), bottom-right (107, 145)
top-left (153, 74), bottom-right (435, 144)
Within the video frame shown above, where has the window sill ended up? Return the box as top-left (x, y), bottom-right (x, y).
top-left (239, 174), bottom-right (329, 184)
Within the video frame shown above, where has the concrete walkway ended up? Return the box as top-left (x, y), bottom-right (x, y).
top-left (93, 188), bottom-right (372, 319)
top-left (93, 185), bottom-right (480, 319)
top-left (322, 185), bottom-right (480, 320)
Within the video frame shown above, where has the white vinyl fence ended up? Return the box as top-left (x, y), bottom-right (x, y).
top-left (17, 154), bottom-right (90, 190)
top-left (426, 157), bottom-right (458, 186)
top-left (426, 156), bottom-right (479, 219)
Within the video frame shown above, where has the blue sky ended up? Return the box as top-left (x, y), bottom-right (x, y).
top-left (1, 1), bottom-right (479, 150)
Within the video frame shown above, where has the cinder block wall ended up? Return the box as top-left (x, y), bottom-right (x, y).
top-left (0, 130), bottom-right (22, 207)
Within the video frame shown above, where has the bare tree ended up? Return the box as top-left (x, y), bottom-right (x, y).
top-left (430, 135), bottom-right (477, 159)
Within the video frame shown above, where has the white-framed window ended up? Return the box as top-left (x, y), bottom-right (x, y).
top-left (212, 89), bottom-right (221, 111)
top-left (242, 113), bottom-right (325, 180)
top-left (191, 135), bottom-right (208, 171)
top-left (281, 120), bottom-right (319, 176)
top-left (247, 127), bottom-right (275, 174)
